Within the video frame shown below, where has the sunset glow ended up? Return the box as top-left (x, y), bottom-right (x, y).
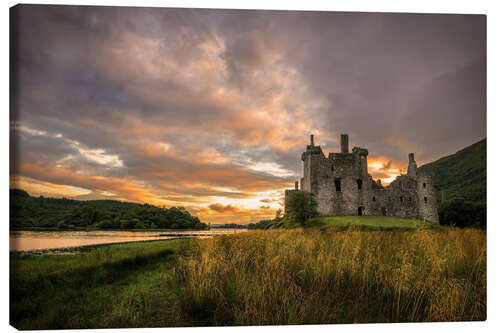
top-left (10, 7), bottom-right (486, 224)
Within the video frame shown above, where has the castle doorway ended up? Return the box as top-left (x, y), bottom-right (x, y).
top-left (381, 207), bottom-right (387, 216)
top-left (357, 206), bottom-right (363, 216)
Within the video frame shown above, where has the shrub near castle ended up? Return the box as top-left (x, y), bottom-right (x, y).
top-left (283, 191), bottom-right (318, 227)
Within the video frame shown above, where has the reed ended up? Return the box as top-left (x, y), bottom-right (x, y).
top-left (174, 228), bottom-right (486, 325)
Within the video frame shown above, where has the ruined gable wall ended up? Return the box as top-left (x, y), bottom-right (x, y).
top-left (366, 188), bottom-right (389, 216)
top-left (385, 175), bottom-right (419, 219)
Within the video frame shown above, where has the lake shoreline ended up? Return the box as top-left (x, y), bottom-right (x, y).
top-left (10, 227), bottom-right (211, 232)
top-left (10, 229), bottom-right (246, 253)
top-left (10, 237), bottom-right (189, 255)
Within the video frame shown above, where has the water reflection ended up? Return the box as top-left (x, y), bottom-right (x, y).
top-left (9, 229), bottom-right (246, 252)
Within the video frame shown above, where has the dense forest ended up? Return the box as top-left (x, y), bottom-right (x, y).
top-left (10, 189), bottom-right (207, 230)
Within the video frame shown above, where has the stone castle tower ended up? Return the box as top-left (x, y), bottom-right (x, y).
top-left (285, 134), bottom-right (439, 223)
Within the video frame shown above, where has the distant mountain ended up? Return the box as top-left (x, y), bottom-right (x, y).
top-left (418, 138), bottom-right (486, 203)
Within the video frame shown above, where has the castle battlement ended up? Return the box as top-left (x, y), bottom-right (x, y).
top-left (286, 134), bottom-right (439, 222)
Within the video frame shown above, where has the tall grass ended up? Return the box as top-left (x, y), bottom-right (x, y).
top-left (10, 228), bottom-right (486, 329)
top-left (174, 228), bottom-right (486, 325)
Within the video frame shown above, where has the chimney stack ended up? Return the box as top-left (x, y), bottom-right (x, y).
top-left (407, 153), bottom-right (417, 178)
top-left (341, 134), bottom-right (349, 153)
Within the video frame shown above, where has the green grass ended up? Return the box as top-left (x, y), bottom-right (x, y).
top-left (11, 227), bottom-right (486, 328)
top-left (303, 215), bottom-right (433, 230)
top-left (10, 238), bottom-right (196, 329)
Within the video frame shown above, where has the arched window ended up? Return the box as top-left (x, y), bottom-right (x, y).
top-left (357, 179), bottom-right (362, 190)
top-left (423, 183), bottom-right (427, 188)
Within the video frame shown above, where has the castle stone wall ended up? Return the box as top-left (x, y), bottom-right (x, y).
top-left (416, 174), bottom-right (439, 222)
top-left (286, 134), bottom-right (439, 223)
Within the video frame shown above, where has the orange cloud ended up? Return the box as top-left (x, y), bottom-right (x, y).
top-left (10, 175), bottom-right (91, 198)
top-left (368, 156), bottom-right (406, 185)
top-left (208, 203), bottom-right (240, 214)
top-left (11, 159), bottom-right (287, 224)
top-left (82, 29), bottom-right (321, 154)
top-left (189, 203), bottom-right (277, 224)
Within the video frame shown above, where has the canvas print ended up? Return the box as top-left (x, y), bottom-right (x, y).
top-left (9, 4), bottom-right (486, 329)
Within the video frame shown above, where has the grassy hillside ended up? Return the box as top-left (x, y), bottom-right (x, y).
top-left (418, 138), bottom-right (486, 203)
top-left (304, 216), bottom-right (433, 229)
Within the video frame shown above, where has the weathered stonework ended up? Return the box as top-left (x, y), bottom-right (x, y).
top-left (285, 134), bottom-right (439, 223)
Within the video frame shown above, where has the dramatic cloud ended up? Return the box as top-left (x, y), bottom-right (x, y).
top-left (10, 5), bottom-right (485, 223)
top-left (208, 203), bottom-right (240, 214)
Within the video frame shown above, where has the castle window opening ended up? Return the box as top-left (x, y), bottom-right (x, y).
top-left (372, 196), bottom-right (376, 202)
top-left (424, 196), bottom-right (428, 203)
top-left (357, 179), bottom-right (362, 190)
top-left (335, 178), bottom-right (342, 192)
top-left (331, 165), bottom-right (334, 172)
top-left (408, 197), bottom-right (411, 202)
top-left (400, 196), bottom-right (403, 203)
top-left (423, 183), bottom-right (426, 188)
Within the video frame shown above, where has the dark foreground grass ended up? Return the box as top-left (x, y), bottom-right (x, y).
top-left (11, 228), bottom-right (486, 329)
top-left (10, 239), bottom-right (195, 329)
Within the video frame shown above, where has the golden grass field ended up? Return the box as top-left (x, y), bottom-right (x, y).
top-left (11, 227), bottom-right (486, 328)
top-left (174, 228), bottom-right (486, 325)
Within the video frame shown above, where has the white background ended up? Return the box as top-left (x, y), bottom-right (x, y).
top-left (1, 0), bottom-right (498, 332)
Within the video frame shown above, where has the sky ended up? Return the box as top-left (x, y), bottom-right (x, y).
top-left (10, 5), bottom-right (486, 224)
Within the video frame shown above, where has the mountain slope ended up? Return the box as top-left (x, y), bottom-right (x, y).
top-left (417, 138), bottom-right (486, 203)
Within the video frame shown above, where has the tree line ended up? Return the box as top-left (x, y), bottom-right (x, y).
top-left (10, 189), bottom-right (208, 230)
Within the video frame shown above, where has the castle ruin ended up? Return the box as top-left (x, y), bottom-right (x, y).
top-left (285, 134), bottom-right (439, 223)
